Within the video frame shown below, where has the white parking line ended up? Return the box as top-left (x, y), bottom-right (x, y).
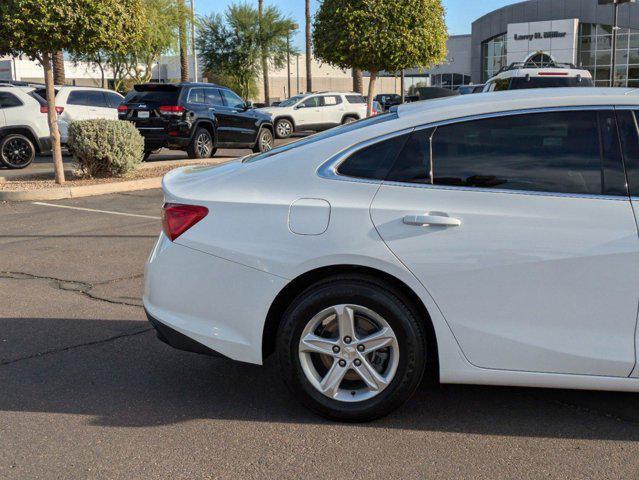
top-left (32, 202), bottom-right (161, 220)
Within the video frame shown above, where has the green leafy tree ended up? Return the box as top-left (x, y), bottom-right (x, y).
top-left (72, 0), bottom-right (178, 93)
top-left (198, 2), bottom-right (295, 100)
top-left (0, 0), bottom-right (144, 184)
top-left (313, 0), bottom-right (447, 115)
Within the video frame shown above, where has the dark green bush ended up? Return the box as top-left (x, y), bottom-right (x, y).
top-left (68, 119), bottom-right (144, 177)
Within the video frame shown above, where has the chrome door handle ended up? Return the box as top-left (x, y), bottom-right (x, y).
top-left (403, 214), bottom-right (461, 227)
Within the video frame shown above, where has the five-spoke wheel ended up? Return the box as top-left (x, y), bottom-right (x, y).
top-left (278, 275), bottom-right (427, 422)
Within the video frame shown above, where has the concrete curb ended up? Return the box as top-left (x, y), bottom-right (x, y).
top-left (0, 177), bottom-right (162, 202)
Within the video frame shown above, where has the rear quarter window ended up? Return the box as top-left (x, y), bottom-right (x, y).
top-left (346, 95), bottom-right (366, 104)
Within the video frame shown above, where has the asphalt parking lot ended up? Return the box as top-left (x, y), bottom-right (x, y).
top-left (2, 191), bottom-right (639, 479)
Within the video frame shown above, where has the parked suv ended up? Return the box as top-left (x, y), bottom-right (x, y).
top-left (34, 86), bottom-right (123, 144)
top-left (484, 52), bottom-right (593, 92)
top-left (119, 83), bottom-right (274, 159)
top-left (0, 87), bottom-right (51, 169)
top-left (258, 92), bottom-right (368, 139)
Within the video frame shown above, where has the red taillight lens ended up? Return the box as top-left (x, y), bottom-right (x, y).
top-left (117, 105), bottom-right (129, 113)
top-left (159, 105), bottom-right (186, 114)
top-left (162, 203), bottom-right (208, 241)
top-left (40, 106), bottom-right (64, 114)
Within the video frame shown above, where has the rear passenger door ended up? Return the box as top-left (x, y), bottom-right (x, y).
top-left (371, 108), bottom-right (639, 377)
top-left (319, 95), bottom-right (345, 127)
top-left (84, 90), bottom-right (113, 120)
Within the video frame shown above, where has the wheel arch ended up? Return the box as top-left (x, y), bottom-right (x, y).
top-left (274, 115), bottom-right (296, 130)
top-left (0, 126), bottom-right (42, 153)
top-left (262, 264), bottom-right (439, 381)
top-left (341, 113), bottom-right (360, 123)
top-left (192, 120), bottom-right (217, 145)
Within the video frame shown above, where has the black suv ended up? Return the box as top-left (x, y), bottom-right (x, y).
top-left (119, 83), bottom-right (274, 159)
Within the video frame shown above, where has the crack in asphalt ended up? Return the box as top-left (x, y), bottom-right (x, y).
top-left (0, 327), bottom-right (152, 367)
top-left (0, 270), bottom-right (143, 307)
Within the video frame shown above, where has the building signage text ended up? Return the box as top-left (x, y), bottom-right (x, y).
top-left (514, 31), bottom-right (567, 41)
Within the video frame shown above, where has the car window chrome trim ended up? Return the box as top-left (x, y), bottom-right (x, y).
top-left (317, 127), bottom-right (414, 184)
top-left (319, 105), bottom-right (629, 200)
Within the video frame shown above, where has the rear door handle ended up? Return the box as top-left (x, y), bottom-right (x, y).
top-left (403, 214), bottom-right (461, 227)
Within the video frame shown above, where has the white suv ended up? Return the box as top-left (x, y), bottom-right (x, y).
top-left (258, 92), bottom-right (368, 138)
top-left (0, 86), bottom-right (51, 169)
top-left (34, 86), bottom-right (124, 144)
top-left (484, 52), bottom-right (593, 92)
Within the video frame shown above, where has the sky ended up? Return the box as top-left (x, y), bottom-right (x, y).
top-left (194, 0), bottom-right (522, 48)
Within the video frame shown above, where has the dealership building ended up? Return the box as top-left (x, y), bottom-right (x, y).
top-left (420, 0), bottom-right (639, 89)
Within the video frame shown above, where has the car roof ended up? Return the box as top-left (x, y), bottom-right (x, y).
top-left (396, 87), bottom-right (639, 123)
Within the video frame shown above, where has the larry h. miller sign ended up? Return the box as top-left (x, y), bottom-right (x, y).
top-left (507, 19), bottom-right (579, 66)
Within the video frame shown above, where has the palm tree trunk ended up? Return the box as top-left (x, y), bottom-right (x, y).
top-left (178, 0), bottom-right (189, 82)
top-left (52, 51), bottom-right (65, 86)
top-left (352, 68), bottom-right (363, 94)
top-left (42, 52), bottom-right (65, 185)
top-left (305, 0), bottom-right (312, 92)
top-left (259, 0), bottom-right (270, 105)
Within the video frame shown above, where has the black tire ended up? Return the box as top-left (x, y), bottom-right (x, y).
top-left (187, 127), bottom-right (215, 159)
top-left (277, 275), bottom-right (427, 422)
top-left (275, 118), bottom-right (293, 139)
top-left (252, 128), bottom-right (274, 153)
top-left (342, 116), bottom-right (358, 125)
top-left (142, 151), bottom-right (152, 162)
top-left (0, 134), bottom-right (36, 169)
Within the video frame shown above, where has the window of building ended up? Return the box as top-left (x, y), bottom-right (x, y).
top-left (431, 73), bottom-right (471, 90)
top-left (578, 22), bottom-right (639, 87)
top-left (481, 33), bottom-right (507, 82)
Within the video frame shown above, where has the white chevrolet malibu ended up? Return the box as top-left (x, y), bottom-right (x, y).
top-left (145, 88), bottom-right (639, 421)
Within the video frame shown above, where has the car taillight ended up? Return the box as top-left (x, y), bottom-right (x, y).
top-left (117, 105), bottom-right (129, 113)
top-left (159, 105), bottom-right (186, 115)
top-left (162, 203), bottom-right (209, 241)
top-left (40, 106), bottom-right (64, 114)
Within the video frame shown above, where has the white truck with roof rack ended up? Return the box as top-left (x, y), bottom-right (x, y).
top-left (483, 52), bottom-right (594, 92)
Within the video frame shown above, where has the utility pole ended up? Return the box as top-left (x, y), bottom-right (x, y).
top-left (287, 23), bottom-right (299, 99)
top-left (190, 0), bottom-right (198, 82)
top-left (305, 0), bottom-right (312, 92)
top-left (599, 0), bottom-right (635, 87)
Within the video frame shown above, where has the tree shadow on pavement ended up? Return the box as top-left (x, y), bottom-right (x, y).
top-left (1, 317), bottom-right (639, 440)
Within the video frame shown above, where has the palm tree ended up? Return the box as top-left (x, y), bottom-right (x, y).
top-left (52, 51), bottom-right (66, 86)
top-left (305, 0), bottom-right (312, 92)
top-left (178, 0), bottom-right (189, 82)
top-left (352, 68), bottom-right (363, 94)
top-left (259, 0), bottom-right (270, 105)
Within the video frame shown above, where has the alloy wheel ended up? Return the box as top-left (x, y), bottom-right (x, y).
top-left (277, 120), bottom-right (292, 137)
top-left (260, 131), bottom-right (273, 152)
top-left (196, 132), bottom-right (212, 157)
top-left (298, 304), bottom-right (400, 403)
top-left (2, 137), bottom-right (33, 168)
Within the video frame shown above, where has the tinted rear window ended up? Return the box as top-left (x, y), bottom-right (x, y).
top-left (509, 76), bottom-right (593, 89)
top-left (337, 134), bottom-right (408, 180)
top-left (124, 88), bottom-right (180, 105)
top-left (346, 95), bottom-right (366, 104)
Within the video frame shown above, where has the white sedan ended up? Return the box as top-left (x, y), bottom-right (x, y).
top-left (145, 88), bottom-right (639, 421)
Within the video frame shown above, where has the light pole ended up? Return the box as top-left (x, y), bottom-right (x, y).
top-left (190, 0), bottom-right (198, 82)
top-left (599, 0), bottom-right (635, 87)
top-left (287, 24), bottom-right (299, 98)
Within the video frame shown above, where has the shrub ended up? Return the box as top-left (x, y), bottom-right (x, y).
top-left (68, 119), bottom-right (144, 177)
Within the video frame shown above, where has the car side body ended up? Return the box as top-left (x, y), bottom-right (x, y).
top-left (258, 92), bottom-right (368, 138)
top-left (145, 88), bottom-right (639, 420)
top-left (34, 86), bottom-right (124, 144)
top-left (120, 83), bottom-right (274, 158)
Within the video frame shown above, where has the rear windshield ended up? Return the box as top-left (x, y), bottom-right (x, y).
top-left (124, 85), bottom-right (181, 104)
top-left (509, 77), bottom-right (593, 89)
top-left (243, 113), bottom-right (398, 163)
